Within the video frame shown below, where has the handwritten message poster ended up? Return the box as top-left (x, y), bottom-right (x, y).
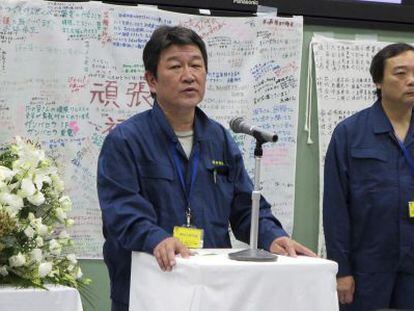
top-left (0, 0), bottom-right (303, 257)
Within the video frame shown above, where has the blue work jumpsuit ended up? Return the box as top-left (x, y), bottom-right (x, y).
top-left (324, 100), bottom-right (414, 310)
top-left (97, 102), bottom-right (287, 306)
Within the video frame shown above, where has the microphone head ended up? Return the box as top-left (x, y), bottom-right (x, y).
top-left (229, 116), bottom-right (244, 133)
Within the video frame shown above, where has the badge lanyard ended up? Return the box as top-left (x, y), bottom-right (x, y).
top-left (396, 137), bottom-right (414, 178)
top-left (395, 137), bottom-right (414, 218)
top-left (171, 142), bottom-right (199, 227)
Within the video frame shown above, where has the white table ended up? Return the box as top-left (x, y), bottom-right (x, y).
top-left (0, 284), bottom-right (83, 311)
top-left (130, 249), bottom-right (339, 311)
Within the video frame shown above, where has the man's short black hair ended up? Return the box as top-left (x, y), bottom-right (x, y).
top-left (370, 43), bottom-right (414, 98)
top-left (143, 25), bottom-right (208, 78)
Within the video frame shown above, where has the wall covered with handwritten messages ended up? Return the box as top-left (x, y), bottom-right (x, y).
top-left (0, 0), bottom-right (303, 258)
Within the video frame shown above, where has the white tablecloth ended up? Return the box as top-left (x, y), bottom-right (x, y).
top-left (0, 284), bottom-right (83, 311)
top-left (130, 249), bottom-right (339, 311)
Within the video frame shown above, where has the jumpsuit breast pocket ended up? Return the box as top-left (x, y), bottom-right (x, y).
top-left (350, 147), bottom-right (392, 193)
top-left (138, 162), bottom-right (177, 225)
top-left (138, 162), bottom-right (174, 196)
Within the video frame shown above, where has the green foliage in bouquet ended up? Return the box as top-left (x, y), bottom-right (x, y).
top-left (0, 137), bottom-right (91, 291)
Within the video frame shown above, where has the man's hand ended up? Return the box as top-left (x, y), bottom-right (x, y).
top-left (153, 237), bottom-right (190, 272)
top-left (337, 276), bottom-right (355, 305)
top-left (269, 236), bottom-right (317, 257)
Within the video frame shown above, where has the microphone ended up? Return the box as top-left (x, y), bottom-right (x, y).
top-left (229, 117), bottom-right (278, 143)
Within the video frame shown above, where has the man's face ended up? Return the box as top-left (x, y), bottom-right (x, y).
top-left (377, 50), bottom-right (414, 107)
top-left (145, 44), bottom-right (206, 113)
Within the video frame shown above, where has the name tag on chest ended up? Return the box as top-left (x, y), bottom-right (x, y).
top-left (173, 226), bottom-right (204, 249)
top-left (409, 201), bottom-right (414, 218)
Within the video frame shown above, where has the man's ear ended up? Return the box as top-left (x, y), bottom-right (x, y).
top-left (144, 71), bottom-right (157, 95)
top-left (375, 82), bottom-right (382, 91)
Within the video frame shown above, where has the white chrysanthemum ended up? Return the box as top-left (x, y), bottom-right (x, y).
top-left (38, 163), bottom-right (56, 174)
top-left (0, 180), bottom-right (7, 191)
top-left (55, 208), bottom-right (67, 222)
top-left (33, 170), bottom-right (52, 191)
top-left (13, 139), bottom-right (46, 170)
top-left (59, 196), bottom-right (72, 212)
top-left (30, 248), bottom-right (42, 263)
top-left (51, 175), bottom-right (64, 193)
top-left (38, 262), bottom-right (52, 278)
top-left (65, 218), bottom-right (75, 227)
top-left (30, 216), bottom-right (49, 236)
top-left (66, 254), bottom-right (77, 265)
top-left (27, 191), bottom-right (45, 206)
top-left (75, 267), bottom-right (83, 279)
top-left (29, 215), bottom-right (38, 227)
top-left (59, 230), bottom-right (70, 240)
top-left (0, 166), bottom-right (15, 182)
top-left (12, 159), bottom-right (33, 173)
top-left (24, 226), bottom-right (35, 238)
top-left (35, 236), bottom-right (44, 247)
top-left (0, 265), bottom-right (8, 276)
top-left (49, 239), bottom-right (62, 255)
top-left (9, 252), bottom-right (26, 267)
top-left (37, 223), bottom-right (48, 236)
top-left (19, 178), bottom-right (36, 198)
top-left (0, 192), bottom-right (24, 215)
top-left (7, 181), bottom-right (20, 193)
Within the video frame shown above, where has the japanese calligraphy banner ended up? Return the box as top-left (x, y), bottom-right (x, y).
top-left (313, 36), bottom-right (390, 255)
top-left (0, 0), bottom-right (303, 258)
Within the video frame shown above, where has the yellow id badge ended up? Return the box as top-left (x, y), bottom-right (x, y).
top-left (409, 201), bottom-right (414, 218)
top-left (173, 226), bottom-right (204, 249)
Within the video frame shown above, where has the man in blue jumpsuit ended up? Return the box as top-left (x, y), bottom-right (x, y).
top-left (324, 43), bottom-right (414, 311)
top-left (97, 26), bottom-right (315, 311)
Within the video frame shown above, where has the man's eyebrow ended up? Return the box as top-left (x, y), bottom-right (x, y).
top-left (165, 55), bottom-right (203, 62)
top-left (392, 65), bottom-right (409, 71)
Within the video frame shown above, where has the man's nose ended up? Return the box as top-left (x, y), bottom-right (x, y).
top-left (182, 66), bottom-right (195, 83)
top-left (408, 72), bottom-right (414, 85)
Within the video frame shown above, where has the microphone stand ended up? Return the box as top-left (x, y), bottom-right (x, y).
top-left (229, 138), bottom-right (277, 262)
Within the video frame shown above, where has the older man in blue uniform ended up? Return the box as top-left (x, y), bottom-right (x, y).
top-left (98, 26), bottom-right (315, 311)
top-left (324, 43), bottom-right (414, 311)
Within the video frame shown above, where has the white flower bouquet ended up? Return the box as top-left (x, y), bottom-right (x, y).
top-left (0, 137), bottom-right (90, 290)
